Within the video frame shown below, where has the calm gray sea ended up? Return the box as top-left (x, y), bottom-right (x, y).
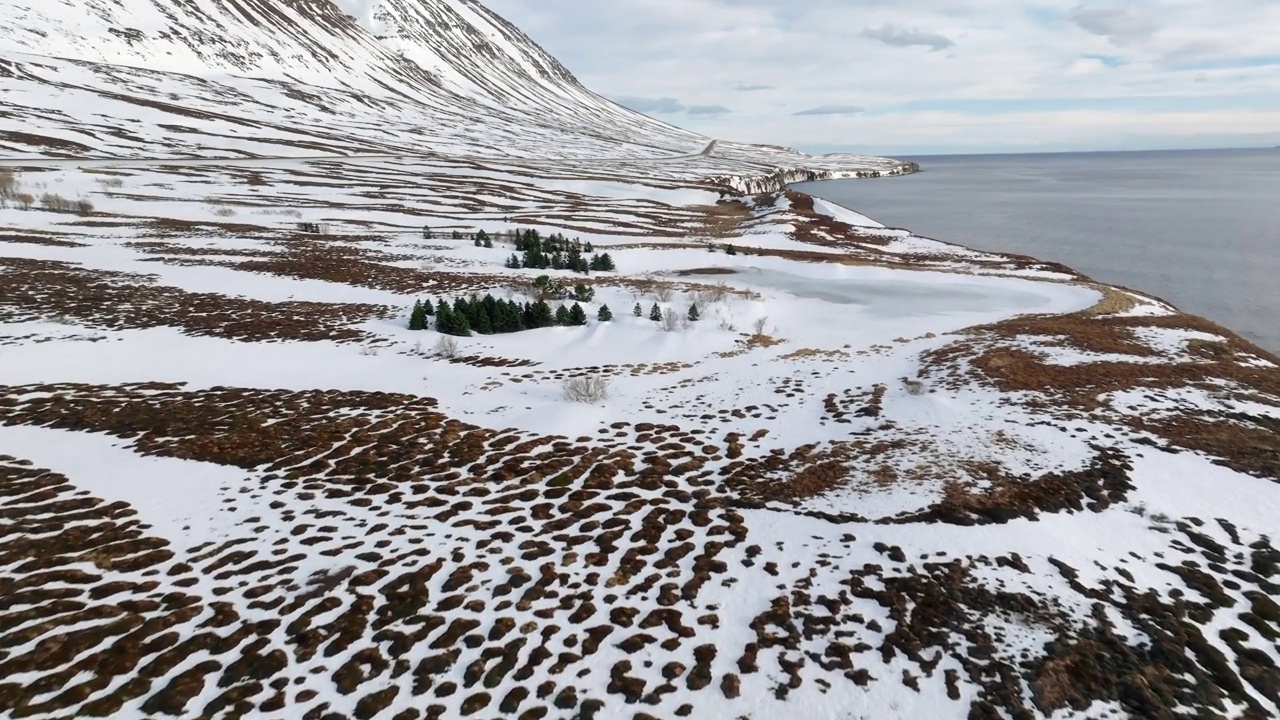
top-left (795, 148), bottom-right (1280, 354)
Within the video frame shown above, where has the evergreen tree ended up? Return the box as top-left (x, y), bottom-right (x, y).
top-left (573, 284), bottom-right (595, 303)
top-left (568, 302), bottom-right (587, 326)
top-left (434, 303), bottom-right (453, 333)
top-left (408, 300), bottom-right (426, 330)
top-left (554, 304), bottom-right (572, 326)
top-left (633, 302), bottom-right (643, 317)
top-left (584, 241), bottom-right (594, 253)
top-left (649, 303), bottom-right (663, 322)
top-left (474, 236), bottom-right (483, 247)
top-left (589, 255), bottom-right (602, 272)
top-left (688, 304), bottom-right (700, 322)
top-left (477, 229), bottom-right (490, 246)
top-left (599, 253), bottom-right (616, 271)
top-left (474, 309), bottom-right (493, 335)
top-left (423, 298), bottom-right (435, 316)
top-left (423, 227), bottom-right (433, 239)
top-left (597, 304), bottom-right (613, 322)
top-left (506, 254), bottom-right (521, 269)
top-left (522, 302), bottom-right (536, 329)
top-left (452, 230), bottom-right (462, 240)
top-left (483, 236), bottom-right (493, 249)
top-left (532, 301), bottom-right (555, 328)
top-left (726, 244), bottom-right (738, 256)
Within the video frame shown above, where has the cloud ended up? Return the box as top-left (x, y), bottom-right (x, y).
top-left (1069, 6), bottom-right (1157, 44)
top-left (612, 96), bottom-right (686, 114)
top-left (482, 0), bottom-right (1278, 154)
top-left (794, 104), bottom-right (865, 116)
top-left (861, 24), bottom-right (954, 52)
top-left (612, 96), bottom-right (729, 116)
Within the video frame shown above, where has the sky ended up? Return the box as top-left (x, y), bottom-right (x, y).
top-left (482, 0), bottom-right (1280, 156)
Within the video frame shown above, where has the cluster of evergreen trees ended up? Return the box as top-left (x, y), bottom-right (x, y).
top-left (409, 295), bottom-right (615, 336)
top-left (504, 229), bottom-right (615, 273)
top-left (631, 303), bottom-right (701, 322)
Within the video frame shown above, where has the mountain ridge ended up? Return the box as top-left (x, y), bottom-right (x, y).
top-left (0, 0), bottom-right (913, 186)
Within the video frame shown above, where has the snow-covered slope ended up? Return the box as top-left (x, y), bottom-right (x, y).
top-left (0, 0), bottom-right (913, 187)
top-left (2, 3), bottom-right (1278, 720)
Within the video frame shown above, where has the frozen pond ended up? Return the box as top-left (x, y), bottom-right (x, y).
top-left (685, 267), bottom-right (1091, 320)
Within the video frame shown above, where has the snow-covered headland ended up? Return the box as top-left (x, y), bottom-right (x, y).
top-left (2, 2), bottom-right (1279, 720)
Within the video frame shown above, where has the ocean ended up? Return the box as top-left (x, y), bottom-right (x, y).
top-left (795, 148), bottom-right (1280, 354)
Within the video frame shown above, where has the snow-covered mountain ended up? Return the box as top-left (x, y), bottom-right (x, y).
top-left (0, 0), bottom-right (911, 184)
top-left (3, 3), bottom-right (1278, 720)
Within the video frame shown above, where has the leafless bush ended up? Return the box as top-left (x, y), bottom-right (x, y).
top-left (254, 208), bottom-right (303, 218)
top-left (717, 317), bottom-right (737, 332)
top-left (902, 378), bottom-right (927, 396)
top-left (704, 281), bottom-right (733, 303)
top-left (15, 193), bottom-right (33, 210)
top-left (752, 316), bottom-right (769, 335)
top-left (38, 193), bottom-right (94, 215)
top-left (563, 374), bottom-right (610, 403)
top-left (95, 177), bottom-right (124, 189)
top-left (0, 169), bottom-right (17, 198)
top-left (651, 284), bottom-right (674, 303)
top-left (434, 335), bottom-right (459, 358)
top-left (211, 206), bottom-right (237, 217)
top-left (660, 312), bottom-right (682, 333)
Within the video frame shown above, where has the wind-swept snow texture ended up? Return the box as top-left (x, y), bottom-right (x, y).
top-left (2, 3), bottom-right (1280, 720)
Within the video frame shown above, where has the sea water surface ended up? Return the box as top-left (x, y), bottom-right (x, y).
top-left (795, 148), bottom-right (1280, 353)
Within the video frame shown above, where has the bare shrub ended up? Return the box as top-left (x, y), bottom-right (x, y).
top-left (651, 284), bottom-right (674, 303)
top-left (0, 169), bottom-right (17, 198)
top-left (95, 177), bottom-right (124, 189)
top-left (752, 316), bottom-right (769, 335)
top-left (660, 312), bottom-right (681, 333)
top-left (39, 193), bottom-right (72, 212)
top-left (37, 193), bottom-right (93, 215)
top-left (15, 193), bottom-right (33, 210)
top-left (211, 206), bottom-right (237, 217)
top-left (563, 374), bottom-right (610, 403)
top-left (254, 207), bottom-right (305, 218)
top-left (902, 378), bottom-right (927, 396)
top-left (717, 317), bottom-right (737, 332)
top-left (434, 335), bottom-right (459, 358)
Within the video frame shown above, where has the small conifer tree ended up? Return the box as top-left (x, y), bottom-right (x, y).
top-left (688, 304), bottom-right (700, 322)
top-left (633, 302), bottom-right (643, 317)
top-left (423, 298), bottom-right (435, 316)
top-left (726, 245), bottom-right (738, 256)
top-left (532, 300), bottom-right (555, 328)
top-left (649, 303), bottom-right (663, 322)
top-left (408, 300), bottom-right (426, 330)
top-left (554, 304), bottom-right (572, 326)
top-left (597, 304), bottom-right (613, 322)
top-left (568, 302), bottom-right (587, 326)
top-left (573, 284), bottom-right (595, 302)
